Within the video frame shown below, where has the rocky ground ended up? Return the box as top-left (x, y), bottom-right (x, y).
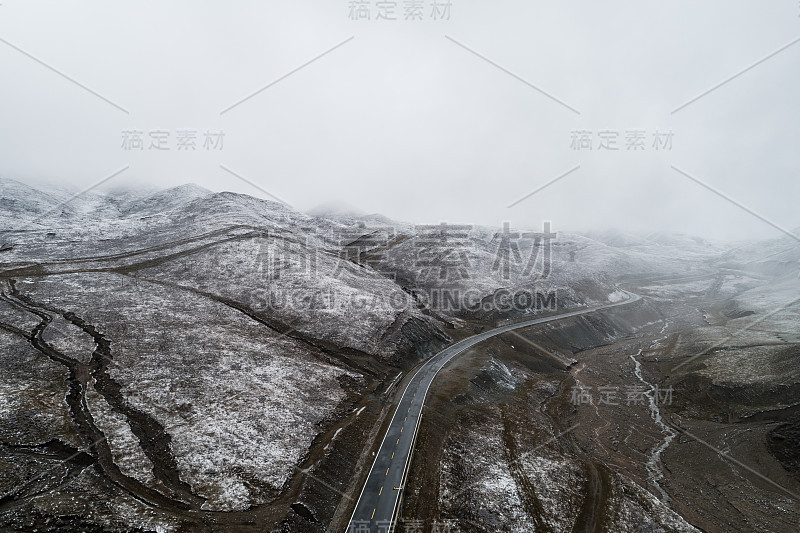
top-left (0, 178), bottom-right (798, 531)
top-left (400, 267), bottom-right (800, 532)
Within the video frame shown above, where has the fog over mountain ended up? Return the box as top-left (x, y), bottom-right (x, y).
top-left (1, 179), bottom-right (798, 531)
top-left (1, 2), bottom-right (798, 532)
top-left (1, 1), bottom-right (798, 240)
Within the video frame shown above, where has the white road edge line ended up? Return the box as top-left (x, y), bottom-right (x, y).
top-left (346, 290), bottom-right (641, 532)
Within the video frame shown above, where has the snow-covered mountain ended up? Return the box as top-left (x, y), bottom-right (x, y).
top-left (1, 179), bottom-right (797, 532)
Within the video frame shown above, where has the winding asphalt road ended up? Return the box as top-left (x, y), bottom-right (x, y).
top-left (345, 291), bottom-right (641, 532)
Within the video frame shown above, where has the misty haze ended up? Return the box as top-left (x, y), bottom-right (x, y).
top-left (1, 2), bottom-right (799, 532)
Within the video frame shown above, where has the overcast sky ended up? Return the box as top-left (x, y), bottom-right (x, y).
top-left (1, 0), bottom-right (798, 241)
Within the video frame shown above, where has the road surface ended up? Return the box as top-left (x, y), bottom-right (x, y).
top-left (345, 291), bottom-right (641, 532)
